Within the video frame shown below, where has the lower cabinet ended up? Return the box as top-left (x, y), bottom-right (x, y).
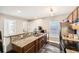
top-left (25, 45), bottom-right (35, 53)
top-left (35, 39), bottom-right (39, 52)
top-left (39, 38), bottom-right (44, 49)
top-left (0, 41), bottom-right (3, 52)
top-left (23, 41), bottom-right (35, 53)
top-left (12, 35), bottom-right (47, 53)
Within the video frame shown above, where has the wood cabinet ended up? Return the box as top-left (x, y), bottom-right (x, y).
top-left (12, 44), bottom-right (22, 53)
top-left (38, 38), bottom-right (43, 49)
top-left (67, 7), bottom-right (79, 23)
top-left (12, 34), bottom-right (47, 53)
top-left (23, 41), bottom-right (35, 53)
top-left (78, 7), bottom-right (79, 18)
top-left (25, 45), bottom-right (35, 53)
top-left (12, 41), bottom-right (36, 53)
top-left (67, 14), bottom-right (73, 23)
top-left (35, 39), bottom-right (39, 52)
top-left (0, 41), bottom-right (3, 52)
top-left (38, 35), bottom-right (47, 51)
top-left (73, 9), bottom-right (77, 22)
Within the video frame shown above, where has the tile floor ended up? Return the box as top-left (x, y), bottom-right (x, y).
top-left (39, 42), bottom-right (78, 53)
top-left (39, 43), bottom-right (60, 53)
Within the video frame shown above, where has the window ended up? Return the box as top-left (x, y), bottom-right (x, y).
top-left (4, 19), bottom-right (16, 36)
top-left (50, 21), bottom-right (60, 37)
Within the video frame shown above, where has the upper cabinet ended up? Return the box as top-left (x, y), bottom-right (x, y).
top-left (73, 9), bottom-right (77, 22)
top-left (67, 7), bottom-right (78, 23)
top-left (62, 7), bottom-right (79, 30)
top-left (78, 7), bottom-right (79, 18)
top-left (67, 14), bottom-right (73, 23)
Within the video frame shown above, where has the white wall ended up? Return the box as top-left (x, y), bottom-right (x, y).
top-left (28, 19), bottom-right (44, 32)
top-left (1, 15), bottom-right (29, 52)
top-left (0, 14), bottom-right (67, 52)
top-left (28, 14), bottom-right (67, 31)
top-left (28, 14), bottom-right (68, 42)
top-left (0, 15), bottom-right (4, 52)
top-left (4, 16), bottom-right (28, 36)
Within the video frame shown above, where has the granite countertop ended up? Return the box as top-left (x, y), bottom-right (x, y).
top-left (12, 33), bottom-right (47, 48)
top-left (62, 35), bottom-right (79, 42)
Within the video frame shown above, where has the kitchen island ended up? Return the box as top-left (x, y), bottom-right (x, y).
top-left (11, 33), bottom-right (47, 53)
top-left (61, 34), bottom-right (79, 52)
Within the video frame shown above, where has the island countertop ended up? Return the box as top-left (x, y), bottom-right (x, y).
top-left (12, 33), bottom-right (47, 48)
top-left (62, 35), bottom-right (79, 42)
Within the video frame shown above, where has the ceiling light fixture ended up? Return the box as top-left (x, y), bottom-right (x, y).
top-left (49, 8), bottom-right (53, 16)
top-left (17, 10), bottom-right (21, 13)
top-left (50, 8), bottom-right (53, 12)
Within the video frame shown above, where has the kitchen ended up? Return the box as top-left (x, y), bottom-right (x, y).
top-left (0, 6), bottom-right (78, 53)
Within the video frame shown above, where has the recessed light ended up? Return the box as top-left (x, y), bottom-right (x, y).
top-left (17, 10), bottom-right (21, 13)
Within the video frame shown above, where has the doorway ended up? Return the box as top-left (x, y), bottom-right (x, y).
top-left (49, 21), bottom-right (60, 44)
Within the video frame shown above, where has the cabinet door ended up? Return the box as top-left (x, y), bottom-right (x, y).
top-left (43, 35), bottom-right (47, 44)
top-left (38, 38), bottom-right (43, 50)
top-left (12, 44), bottom-right (23, 53)
top-left (23, 41), bottom-right (35, 53)
top-left (67, 14), bottom-right (73, 23)
top-left (35, 39), bottom-right (39, 52)
top-left (41, 38), bottom-right (44, 47)
top-left (73, 9), bottom-right (77, 22)
top-left (26, 45), bottom-right (35, 53)
top-left (78, 7), bottom-right (79, 18)
top-left (39, 39), bottom-right (42, 49)
top-left (38, 39), bottom-right (40, 50)
top-left (0, 41), bottom-right (3, 52)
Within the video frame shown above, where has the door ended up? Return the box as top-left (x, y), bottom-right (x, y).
top-left (49, 21), bottom-right (60, 42)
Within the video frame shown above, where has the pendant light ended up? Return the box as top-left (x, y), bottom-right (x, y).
top-left (49, 8), bottom-right (53, 16)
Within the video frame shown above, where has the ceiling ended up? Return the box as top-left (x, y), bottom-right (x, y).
top-left (0, 6), bottom-right (76, 20)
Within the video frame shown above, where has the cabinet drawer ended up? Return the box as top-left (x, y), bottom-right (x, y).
top-left (26, 45), bottom-right (35, 53)
top-left (36, 39), bottom-right (38, 45)
top-left (78, 7), bottom-right (79, 18)
top-left (73, 9), bottom-right (77, 21)
top-left (35, 45), bottom-right (39, 52)
top-left (12, 44), bottom-right (22, 53)
top-left (39, 39), bottom-right (43, 49)
top-left (35, 40), bottom-right (39, 52)
top-left (23, 41), bottom-right (35, 52)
